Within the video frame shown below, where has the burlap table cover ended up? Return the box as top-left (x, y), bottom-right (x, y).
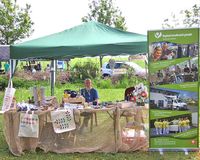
top-left (3, 102), bottom-right (148, 156)
top-left (117, 105), bottom-right (149, 152)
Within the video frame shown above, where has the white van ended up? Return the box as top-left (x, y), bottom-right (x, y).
top-left (150, 92), bottom-right (187, 110)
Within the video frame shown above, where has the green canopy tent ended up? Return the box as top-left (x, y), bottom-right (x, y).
top-left (10, 21), bottom-right (147, 59)
top-left (10, 21), bottom-right (147, 95)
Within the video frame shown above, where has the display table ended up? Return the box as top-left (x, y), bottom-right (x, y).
top-left (3, 102), bottom-right (148, 156)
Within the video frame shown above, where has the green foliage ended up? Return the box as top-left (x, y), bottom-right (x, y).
top-left (0, 75), bottom-right (8, 90)
top-left (96, 74), bottom-right (146, 89)
top-left (71, 60), bottom-right (100, 81)
top-left (0, 0), bottom-right (34, 44)
top-left (162, 4), bottom-right (200, 29)
top-left (182, 4), bottom-right (200, 27)
top-left (0, 75), bottom-right (48, 89)
top-left (96, 78), bottom-right (113, 88)
top-left (82, 0), bottom-right (127, 31)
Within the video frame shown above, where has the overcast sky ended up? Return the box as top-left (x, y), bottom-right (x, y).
top-left (17, 0), bottom-right (199, 41)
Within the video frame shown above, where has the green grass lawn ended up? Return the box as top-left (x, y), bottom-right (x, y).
top-left (3, 87), bottom-right (125, 105)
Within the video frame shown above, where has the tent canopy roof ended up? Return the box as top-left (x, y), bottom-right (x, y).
top-left (11, 21), bottom-right (147, 59)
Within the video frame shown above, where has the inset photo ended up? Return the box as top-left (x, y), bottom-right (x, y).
top-left (150, 115), bottom-right (197, 137)
top-left (150, 87), bottom-right (198, 112)
top-left (149, 42), bottom-right (198, 62)
top-left (150, 57), bottom-right (198, 86)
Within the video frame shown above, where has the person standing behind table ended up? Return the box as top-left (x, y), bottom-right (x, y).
top-left (80, 79), bottom-right (99, 132)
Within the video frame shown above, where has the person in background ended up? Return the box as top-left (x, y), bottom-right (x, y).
top-left (4, 61), bottom-right (10, 74)
top-left (20, 62), bottom-right (24, 70)
top-left (191, 63), bottom-right (198, 72)
top-left (161, 43), bottom-right (173, 60)
top-left (178, 118), bottom-right (183, 133)
top-left (45, 64), bottom-right (50, 72)
top-left (162, 119), bottom-right (167, 135)
top-left (185, 117), bottom-right (190, 131)
top-left (175, 65), bottom-right (182, 83)
top-left (37, 62), bottom-right (42, 71)
top-left (32, 67), bottom-right (36, 73)
top-left (154, 119), bottom-right (159, 135)
top-left (183, 65), bottom-right (190, 73)
top-left (182, 118), bottom-right (187, 132)
top-left (166, 120), bottom-right (169, 134)
top-left (158, 120), bottom-right (163, 135)
top-left (79, 79), bottom-right (99, 133)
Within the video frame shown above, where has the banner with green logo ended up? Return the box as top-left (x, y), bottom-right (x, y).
top-left (148, 28), bottom-right (199, 149)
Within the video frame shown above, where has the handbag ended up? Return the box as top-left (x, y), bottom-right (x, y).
top-left (18, 111), bottom-right (39, 138)
top-left (2, 79), bottom-right (16, 112)
top-left (51, 109), bottom-right (76, 133)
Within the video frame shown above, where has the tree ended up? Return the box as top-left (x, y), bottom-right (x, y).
top-left (162, 4), bottom-right (200, 29)
top-left (0, 0), bottom-right (34, 45)
top-left (182, 4), bottom-right (200, 27)
top-left (82, 0), bottom-right (127, 31)
top-left (82, 0), bottom-right (127, 67)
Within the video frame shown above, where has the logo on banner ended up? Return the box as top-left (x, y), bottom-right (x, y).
top-left (154, 32), bottom-right (162, 39)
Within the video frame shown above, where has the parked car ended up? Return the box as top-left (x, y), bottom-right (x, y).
top-left (101, 61), bottom-right (146, 78)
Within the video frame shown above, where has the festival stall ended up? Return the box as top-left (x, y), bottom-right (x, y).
top-left (3, 21), bottom-right (148, 156)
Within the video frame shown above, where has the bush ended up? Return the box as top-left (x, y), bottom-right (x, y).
top-left (0, 75), bottom-right (8, 90)
top-left (0, 75), bottom-right (49, 90)
top-left (71, 60), bottom-right (100, 80)
top-left (95, 74), bottom-right (147, 89)
top-left (96, 79), bottom-right (113, 89)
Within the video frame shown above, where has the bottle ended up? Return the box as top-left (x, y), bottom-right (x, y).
top-left (31, 96), bottom-right (35, 104)
top-left (64, 93), bottom-right (69, 98)
top-left (28, 97), bottom-right (31, 103)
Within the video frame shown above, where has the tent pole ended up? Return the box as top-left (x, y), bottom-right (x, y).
top-left (9, 59), bottom-right (12, 79)
top-left (50, 60), bottom-right (56, 96)
top-left (99, 56), bottom-right (103, 68)
top-left (10, 59), bottom-right (17, 78)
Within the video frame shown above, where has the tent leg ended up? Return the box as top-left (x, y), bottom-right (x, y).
top-left (159, 149), bottom-right (163, 155)
top-left (10, 59), bottom-right (17, 79)
top-left (50, 60), bottom-right (56, 96)
top-left (184, 149), bottom-right (188, 155)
